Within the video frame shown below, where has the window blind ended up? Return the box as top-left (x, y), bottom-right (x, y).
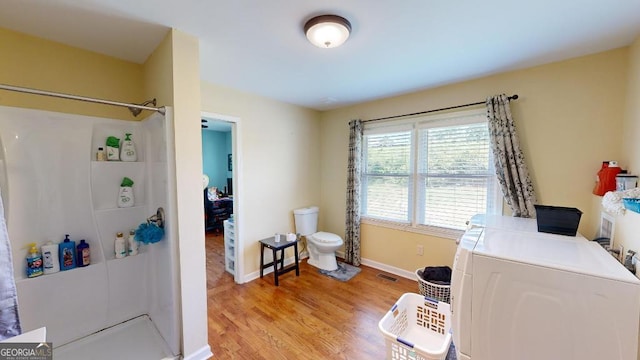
top-left (362, 131), bottom-right (412, 222)
top-left (360, 108), bottom-right (500, 232)
top-left (417, 123), bottom-right (495, 229)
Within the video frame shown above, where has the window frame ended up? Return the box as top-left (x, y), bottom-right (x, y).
top-left (360, 108), bottom-right (503, 239)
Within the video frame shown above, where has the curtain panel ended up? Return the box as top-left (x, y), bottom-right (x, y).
top-left (486, 94), bottom-right (537, 218)
top-left (344, 119), bottom-right (363, 266)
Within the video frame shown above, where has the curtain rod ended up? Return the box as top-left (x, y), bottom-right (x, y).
top-left (363, 94), bottom-right (519, 123)
top-left (0, 83), bottom-right (165, 116)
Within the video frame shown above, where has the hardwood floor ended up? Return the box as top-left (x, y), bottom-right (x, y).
top-left (205, 232), bottom-right (418, 359)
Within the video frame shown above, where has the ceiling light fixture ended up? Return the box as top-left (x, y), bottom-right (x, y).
top-left (304, 15), bottom-right (352, 49)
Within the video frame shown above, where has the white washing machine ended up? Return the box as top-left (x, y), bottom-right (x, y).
top-left (451, 215), bottom-right (640, 360)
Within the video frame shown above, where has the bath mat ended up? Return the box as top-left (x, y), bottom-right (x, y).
top-left (318, 262), bottom-right (361, 282)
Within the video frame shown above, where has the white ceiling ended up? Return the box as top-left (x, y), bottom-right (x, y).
top-left (2, 0), bottom-right (640, 111)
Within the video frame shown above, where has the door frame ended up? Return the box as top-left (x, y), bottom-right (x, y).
top-left (201, 111), bottom-right (244, 283)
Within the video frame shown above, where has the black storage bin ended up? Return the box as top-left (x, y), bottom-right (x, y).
top-left (534, 205), bottom-right (583, 236)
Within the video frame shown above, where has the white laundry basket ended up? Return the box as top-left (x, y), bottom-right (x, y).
top-left (378, 293), bottom-right (452, 360)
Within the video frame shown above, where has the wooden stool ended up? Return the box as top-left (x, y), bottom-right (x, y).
top-left (259, 235), bottom-right (299, 286)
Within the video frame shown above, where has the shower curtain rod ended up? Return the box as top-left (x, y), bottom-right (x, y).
top-left (363, 94), bottom-right (519, 123)
top-left (0, 83), bottom-right (165, 116)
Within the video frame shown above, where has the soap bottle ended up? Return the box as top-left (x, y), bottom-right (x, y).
top-left (96, 147), bottom-right (106, 161)
top-left (106, 136), bottom-right (120, 161)
top-left (26, 243), bottom-right (43, 278)
top-left (41, 241), bottom-right (60, 275)
top-left (76, 239), bottom-right (90, 267)
top-left (127, 230), bottom-right (139, 256)
top-left (59, 235), bottom-right (76, 271)
top-left (117, 177), bottom-right (135, 208)
top-left (120, 133), bottom-right (137, 162)
top-left (115, 232), bottom-right (126, 259)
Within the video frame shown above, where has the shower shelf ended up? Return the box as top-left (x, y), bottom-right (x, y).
top-left (94, 205), bottom-right (147, 214)
top-left (16, 260), bottom-right (100, 283)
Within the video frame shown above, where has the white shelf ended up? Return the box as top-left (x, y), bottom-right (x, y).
top-left (223, 220), bottom-right (235, 275)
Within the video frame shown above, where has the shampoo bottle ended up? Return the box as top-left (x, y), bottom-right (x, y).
top-left (106, 136), bottom-right (120, 161)
top-left (127, 230), bottom-right (139, 256)
top-left (41, 241), bottom-right (60, 275)
top-left (76, 239), bottom-right (90, 267)
top-left (117, 177), bottom-right (135, 208)
top-left (26, 243), bottom-right (43, 278)
top-left (59, 234), bottom-right (76, 271)
top-left (120, 133), bottom-right (137, 162)
top-left (115, 232), bottom-right (126, 259)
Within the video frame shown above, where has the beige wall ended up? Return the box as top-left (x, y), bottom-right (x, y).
top-left (320, 48), bottom-right (629, 272)
top-left (154, 29), bottom-right (209, 359)
top-left (0, 27), bottom-right (144, 120)
top-left (615, 36), bottom-right (640, 255)
top-left (200, 82), bottom-right (321, 276)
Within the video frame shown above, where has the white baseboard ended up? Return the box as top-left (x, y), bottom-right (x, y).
top-left (243, 252), bottom-right (414, 283)
top-left (336, 250), bottom-right (415, 281)
top-left (182, 345), bottom-right (213, 360)
top-left (360, 258), bottom-right (415, 281)
top-left (242, 253), bottom-right (308, 283)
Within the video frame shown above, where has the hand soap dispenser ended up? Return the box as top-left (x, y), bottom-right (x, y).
top-left (59, 234), bottom-right (76, 271)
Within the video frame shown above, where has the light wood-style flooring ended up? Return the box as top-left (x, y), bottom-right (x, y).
top-left (205, 232), bottom-right (417, 359)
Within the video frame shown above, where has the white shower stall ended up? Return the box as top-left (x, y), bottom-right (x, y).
top-left (0, 105), bottom-right (181, 359)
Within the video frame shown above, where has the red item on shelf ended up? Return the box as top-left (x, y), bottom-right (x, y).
top-left (593, 161), bottom-right (621, 196)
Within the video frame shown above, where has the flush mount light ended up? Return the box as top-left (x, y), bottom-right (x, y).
top-left (304, 15), bottom-right (352, 48)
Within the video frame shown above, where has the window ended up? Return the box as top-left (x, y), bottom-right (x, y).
top-left (361, 109), bottom-right (501, 235)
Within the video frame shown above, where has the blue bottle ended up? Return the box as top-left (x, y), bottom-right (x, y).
top-left (59, 234), bottom-right (76, 271)
top-left (76, 239), bottom-right (90, 267)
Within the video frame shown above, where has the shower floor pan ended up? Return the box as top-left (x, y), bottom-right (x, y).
top-left (54, 315), bottom-right (177, 360)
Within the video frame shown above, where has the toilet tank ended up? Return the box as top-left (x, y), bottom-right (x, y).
top-left (293, 206), bottom-right (319, 236)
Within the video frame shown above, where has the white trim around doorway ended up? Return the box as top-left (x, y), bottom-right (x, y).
top-left (201, 111), bottom-right (244, 284)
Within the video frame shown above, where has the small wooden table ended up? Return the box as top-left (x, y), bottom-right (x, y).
top-left (259, 235), bottom-right (300, 286)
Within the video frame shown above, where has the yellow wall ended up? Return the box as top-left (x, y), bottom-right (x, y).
top-left (320, 49), bottom-right (629, 272)
top-left (143, 31), bottom-right (174, 108)
top-left (0, 27), bottom-right (144, 120)
top-left (614, 36), bottom-right (640, 255)
top-left (160, 29), bottom-right (209, 359)
top-left (200, 82), bottom-right (321, 276)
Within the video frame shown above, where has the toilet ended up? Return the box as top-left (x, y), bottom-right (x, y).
top-left (293, 206), bottom-right (344, 271)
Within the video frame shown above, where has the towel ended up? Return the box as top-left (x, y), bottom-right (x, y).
top-left (421, 266), bottom-right (452, 284)
top-left (0, 188), bottom-right (21, 340)
top-left (602, 187), bottom-right (640, 215)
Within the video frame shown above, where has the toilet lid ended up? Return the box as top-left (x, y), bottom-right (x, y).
top-left (312, 232), bottom-right (343, 243)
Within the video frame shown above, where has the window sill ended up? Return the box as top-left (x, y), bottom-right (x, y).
top-left (361, 217), bottom-right (463, 240)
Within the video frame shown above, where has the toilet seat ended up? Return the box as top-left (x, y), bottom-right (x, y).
top-left (310, 231), bottom-right (342, 244)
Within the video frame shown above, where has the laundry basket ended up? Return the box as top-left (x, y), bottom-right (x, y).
top-left (378, 293), bottom-right (452, 360)
top-left (415, 269), bottom-right (451, 304)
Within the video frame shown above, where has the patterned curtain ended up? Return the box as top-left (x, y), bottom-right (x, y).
top-left (486, 94), bottom-right (537, 218)
top-left (344, 119), bottom-right (363, 266)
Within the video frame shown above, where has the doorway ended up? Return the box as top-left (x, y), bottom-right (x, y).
top-left (201, 112), bottom-right (242, 284)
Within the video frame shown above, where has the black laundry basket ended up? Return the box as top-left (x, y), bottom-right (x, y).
top-left (415, 269), bottom-right (451, 304)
